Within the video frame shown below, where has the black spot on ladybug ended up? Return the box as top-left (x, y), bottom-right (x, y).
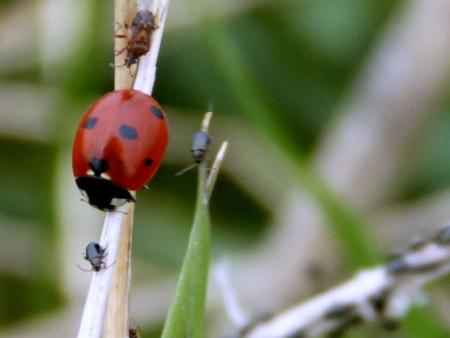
top-left (119, 124), bottom-right (138, 140)
top-left (90, 157), bottom-right (109, 176)
top-left (144, 158), bottom-right (153, 167)
top-left (150, 105), bottom-right (164, 120)
top-left (84, 117), bottom-right (98, 129)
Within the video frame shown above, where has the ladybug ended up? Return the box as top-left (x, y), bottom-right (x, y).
top-left (72, 89), bottom-right (169, 211)
top-left (115, 10), bottom-right (159, 67)
top-left (77, 242), bottom-right (107, 272)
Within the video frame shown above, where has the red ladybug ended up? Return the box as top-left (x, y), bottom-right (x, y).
top-left (72, 89), bottom-right (169, 211)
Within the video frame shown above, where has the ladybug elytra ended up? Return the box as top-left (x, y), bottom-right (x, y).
top-left (72, 89), bottom-right (169, 210)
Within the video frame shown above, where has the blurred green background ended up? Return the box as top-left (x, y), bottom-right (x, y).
top-left (0, 0), bottom-right (450, 337)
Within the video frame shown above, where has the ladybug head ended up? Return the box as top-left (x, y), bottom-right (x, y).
top-left (76, 176), bottom-right (135, 211)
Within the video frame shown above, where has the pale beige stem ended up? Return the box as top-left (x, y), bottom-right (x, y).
top-left (114, 0), bottom-right (134, 90)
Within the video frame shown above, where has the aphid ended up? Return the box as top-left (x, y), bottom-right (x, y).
top-left (368, 288), bottom-right (390, 314)
top-left (176, 130), bottom-right (211, 176)
top-left (436, 226), bottom-right (450, 245)
top-left (324, 303), bottom-right (355, 319)
top-left (79, 242), bottom-right (107, 272)
top-left (191, 131), bottom-right (212, 164)
top-left (386, 257), bottom-right (409, 274)
top-left (115, 10), bottom-right (159, 67)
top-left (72, 89), bottom-right (169, 211)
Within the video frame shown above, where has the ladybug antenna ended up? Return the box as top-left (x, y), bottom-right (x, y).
top-left (175, 163), bottom-right (196, 176)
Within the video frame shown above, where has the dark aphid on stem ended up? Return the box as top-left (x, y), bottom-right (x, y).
top-left (115, 9), bottom-right (159, 67)
top-left (436, 225), bottom-right (450, 244)
top-left (191, 131), bottom-right (212, 163)
top-left (78, 242), bottom-right (107, 272)
top-left (176, 130), bottom-right (212, 176)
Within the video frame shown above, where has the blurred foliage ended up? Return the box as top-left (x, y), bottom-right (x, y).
top-left (403, 112), bottom-right (450, 200)
top-left (134, 165), bottom-right (268, 268)
top-left (0, 0), bottom-right (449, 336)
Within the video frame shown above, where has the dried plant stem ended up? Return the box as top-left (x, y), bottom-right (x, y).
top-left (77, 211), bottom-right (126, 338)
top-left (214, 261), bottom-right (248, 328)
top-left (134, 0), bottom-right (170, 95)
top-left (114, 0), bottom-right (134, 90)
top-left (236, 226), bottom-right (450, 338)
top-left (104, 203), bottom-right (135, 338)
top-left (77, 0), bottom-right (170, 337)
top-left (206, 141), bottom-right (228, 199)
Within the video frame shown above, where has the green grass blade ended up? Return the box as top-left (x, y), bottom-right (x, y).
top-left (207, 25), bottom-right (380, 267)
top-left (161, 164), bottom-right (211, 338)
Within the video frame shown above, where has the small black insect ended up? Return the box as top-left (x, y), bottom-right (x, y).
top-left (78, 242), bottom-right (107, 272)
top-left (436, 225), bottom-right (450, 245)
top-left (386, 257), bottom-right (409, 274)
top-left (176, 130), bottom-right (212, 176)
top-left (191, 130), bottom-right (212, 164)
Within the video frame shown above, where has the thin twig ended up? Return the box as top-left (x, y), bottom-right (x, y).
top-left (77, 0), bottom-right (170, 337)
top-left (201, 111), bottom-right (213, 132)
top-left (206, 141), bottom-right (228, 199)
top-left (77, 0), bottom-right (133, 336)
top-left (229, 226), bottom-right (450, 338)
top-left (114, 0), bottom-right (134, 90)
top-left (77, 213), bottom-right (126, 338)
top-left (134, 0), bottom-right (170, 95)
top-left (104, 204), bottom-right (135, 338)
top-left (199, 110), bottom-right (229, 200)
top-left (214, 261), bottom-right (249, 328)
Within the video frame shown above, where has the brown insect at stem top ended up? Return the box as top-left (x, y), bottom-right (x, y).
top-left (128, 324), bottom-right (141, 338)
top-left (115, 10), bottom-right (159, 68)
